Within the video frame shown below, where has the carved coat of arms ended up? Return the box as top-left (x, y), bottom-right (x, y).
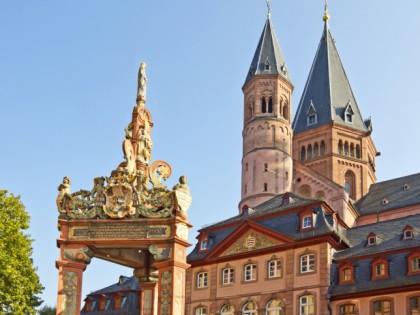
top-left (104, 182), bottom-right (134, 219)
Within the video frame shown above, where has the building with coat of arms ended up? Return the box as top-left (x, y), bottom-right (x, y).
top-left (79, 4), bottom-right (420, 315)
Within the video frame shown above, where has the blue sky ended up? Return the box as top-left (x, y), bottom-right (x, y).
top-left (1, 0), bottom-right (420, 308)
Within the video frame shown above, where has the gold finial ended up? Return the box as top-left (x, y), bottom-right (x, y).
top-left (323, 0), bottom-right (330, 22)
top-left (266, 0), bottom-right (271, 18)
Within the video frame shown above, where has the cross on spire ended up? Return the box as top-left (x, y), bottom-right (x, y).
top-left (323, 0), bottom-right (330, 22)
top-left (266, 0), bottom-right (271, 17)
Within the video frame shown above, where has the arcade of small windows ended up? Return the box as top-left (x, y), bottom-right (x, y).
top-left (300, 141), bottom-right (326, 161)
top-left (261, 96), bottom-right (273, 114)
top-left (337, 140), bottom-right (361, 159)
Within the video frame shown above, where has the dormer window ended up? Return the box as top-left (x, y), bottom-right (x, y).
top-left (302, 215), bottom-right (312, 229)
top-left (200, 238), bottom-right (208, 251)
top-left (344, 103), bottom-right (354, 123)
top-left (371, 257), bottom-right (389, 280)
top-left (367, 232), bottom-right (377, 246)
top-left (403, 225), bottom-right (414, 239)
top-left (339, 263), bottom-right (354, 284)
top-left (299, 209), bottom-right (315, 231)
top-left (265, 58), bottom-right (271, 71)
top-left (404, 183), bottom-right (410, 190)
top-left (306, 101), bottom-right (317, 126)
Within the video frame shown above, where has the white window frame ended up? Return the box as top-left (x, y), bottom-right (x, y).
top-left (300, 254), bottom-right (315, 273)
top-left (222, 267), bottom-right (234, 285)
top-left (196, 272), bottom-right (208, 288)
top-left (266, 299), bottom-right (283, 314)
top-left (200, 239), bottom-right (208, 251)
top-left (268, 259), bottom-right (282, 278)
top-left (195, 306), bottom-right (207, 315)
top-left (244, 264), bottom-right (257, 282)
top-left (302, 214), bottom-right (312, 229)
top-left (299, 295), bottom-right (315, 315)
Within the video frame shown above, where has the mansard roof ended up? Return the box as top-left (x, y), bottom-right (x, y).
top-left (293, 21), bottom-right (368, 134)
top-left (81, 276), bottom-right (140, 315)
top-left (187, 193), bottom-right (346, 263)
top-left (244, 16), bottom-right (292, 86)
top-left (334, 214), bottom-right (420, 260)
top-left (330, 215), bottom-right (420, 298)
top-left (355, 173), bottom-right (420, 215)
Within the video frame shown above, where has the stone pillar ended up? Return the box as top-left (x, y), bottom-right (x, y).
top-left (138, 282), bottom-right (158, 315)
top-left (56, 260), bottom-right (88, 315)
top-left (155, 261), bottom-right (190, 315)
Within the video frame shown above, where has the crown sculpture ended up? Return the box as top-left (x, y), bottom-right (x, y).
top-left (56, 63), bottom-right (192, 220)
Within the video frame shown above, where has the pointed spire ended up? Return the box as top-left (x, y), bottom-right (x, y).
top-left (244, 8), bottom-right (292, 86)
top-left (293, 5), bottom-right (368, 134)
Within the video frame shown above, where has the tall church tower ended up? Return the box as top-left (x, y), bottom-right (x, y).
top-left (292, 8), bottom-right (377, 201)
top-left (239, 12), bottom-right (294, 212)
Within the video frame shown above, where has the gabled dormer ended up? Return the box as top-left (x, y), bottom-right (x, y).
top-left (306, 101), bottom-right (317, 126)
top-left (344, 102), bottom-right (354, 123)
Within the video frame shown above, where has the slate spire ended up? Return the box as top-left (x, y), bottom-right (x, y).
top-left (244, 14), bottom-right (292, 86)
top-left (293, 8), bottom-right (370, 134)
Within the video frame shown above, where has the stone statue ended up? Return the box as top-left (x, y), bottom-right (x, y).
top-left (56, 176), bottom-right (71, 211)
top-left (136, 122), bottom-right (153, 163)
top-left (137, 62), bottom-right (147, 105)
top-left (91, 177), bottom-right (106, 207)
top-left (125, 122), bottom-right (133, 139)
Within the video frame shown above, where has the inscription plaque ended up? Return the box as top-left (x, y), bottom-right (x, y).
top-left (69, 222), bottom-right (170, 240)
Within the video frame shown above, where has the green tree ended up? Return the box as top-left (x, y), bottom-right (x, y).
top-left (37, 305), bottom-right (56, 315)
top-left (0, 190), bottom-right (43, 314)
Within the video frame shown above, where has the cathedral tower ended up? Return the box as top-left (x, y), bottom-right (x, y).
top-left (292, 8), bottom-right (377, 201)
top-left (239, 13), bottom-right (294, 212)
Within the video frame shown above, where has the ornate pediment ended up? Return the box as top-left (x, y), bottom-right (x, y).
top-left (221, 230), bottom-right (280, 256)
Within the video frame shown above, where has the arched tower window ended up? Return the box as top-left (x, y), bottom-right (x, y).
top-left (307, 144), bottom-right (312, 160)
top-left (338, 140), bottom-right (343, 154)
top-left (263, 183), bottom-right (268, 192)
top-left (344, 141), bottom-right (349, 155)
top-left (301, 146), bottom-right (306, 161)
top-left (313, 143), bottom-right (319, 157)
top-left (320, 141), bottom-right (326, 155)
top-left (268, 97), bottom-right (273, 113)
top-left (350, 143), bottom-right (355, 157)
top-left (356, 144), bottom-right (361, 159)
top-left (261, 97), bottom-right (267, 113)
top-left (283, 104), bottom-right (289, 121)
top-left (344, 171), bottom-right (356, 199)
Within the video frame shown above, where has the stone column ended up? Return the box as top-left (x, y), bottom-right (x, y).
top-left (136, 282), bottom-right (158, 315)
top-left (155, 261), bottom-right (190, 315)
top-left (56, 260), bottom-right (88, 315)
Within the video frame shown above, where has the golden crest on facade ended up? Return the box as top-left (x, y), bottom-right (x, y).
top-left (104, 170), bottom-right (135, 219)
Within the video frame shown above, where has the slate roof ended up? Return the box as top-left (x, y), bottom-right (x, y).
top-left (330, 214), bottom-right (420, 297)
top-left (293, 20), bottom-right (368, 134)
top-left (188, 193), bottom-right (345, 262)
top-left (355, 173), bottom-right (420, 215)
top-left (334, 214), bottom-right (420, 260)
top-left (330, 252), bottom-right (420, 297)
top-left (244, 16), bottom-right (292, 86)
top-left (81, 276), bottom-right (140, 315)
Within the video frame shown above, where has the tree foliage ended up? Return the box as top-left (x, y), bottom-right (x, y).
top-left (37, 305), bottom-right (56, 315)
top-left (0, 190), bottom-right (43, 314)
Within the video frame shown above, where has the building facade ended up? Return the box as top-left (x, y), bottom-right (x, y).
top-left (185, 8), bottom-right (420, 315)
top-left (82, 7), bottom-right (420, 315)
